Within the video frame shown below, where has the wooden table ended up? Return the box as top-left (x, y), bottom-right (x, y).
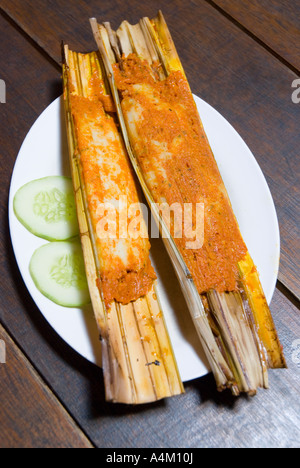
top-left (0, 0), bottom-right (299, 449)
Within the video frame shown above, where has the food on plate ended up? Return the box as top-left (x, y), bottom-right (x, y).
top-left (13, 176), bottom-right (79, 241)
top-left (90, 11), bottom-right (286, 396)
top-left (30, 240), bottom-right (90, 307)
top-left (62, 46), bottom-right (184, 404)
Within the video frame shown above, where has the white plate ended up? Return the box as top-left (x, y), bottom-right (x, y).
top-left (8, 95), bottom-right (280, 383)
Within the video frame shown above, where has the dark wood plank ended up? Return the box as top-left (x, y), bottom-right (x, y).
top-left (0, 0), bottom-right (299, 299)
top-left (0, 2), bottom-right (299, 449)
top-left (0, 324), bottom-right (92, 448)
top-left (210, 0), bottom-right (300, 72)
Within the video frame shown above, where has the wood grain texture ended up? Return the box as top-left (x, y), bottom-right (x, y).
top-left (0, 1), bottom-right (299, 449)
top-left (0, 324), bottom-right (92, 448)
top-left (210, 0), bottom-right (300, 71)
top-left (1, 0), bottom-right (299, 298)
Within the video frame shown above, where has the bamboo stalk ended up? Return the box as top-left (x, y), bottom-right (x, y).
top-left (90, 11), bottom-right (286, 396)
top-left (239, 253), bottom-right (286, 369)
top-left (62, 45), bottom-right (184, 404)
top-left (90, 19), bottom-right (240, 394)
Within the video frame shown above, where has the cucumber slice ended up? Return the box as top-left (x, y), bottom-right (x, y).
top-left (13, 176), bottom-right (79, 241)
top-left (30, 241), bottom-right (91, 308)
